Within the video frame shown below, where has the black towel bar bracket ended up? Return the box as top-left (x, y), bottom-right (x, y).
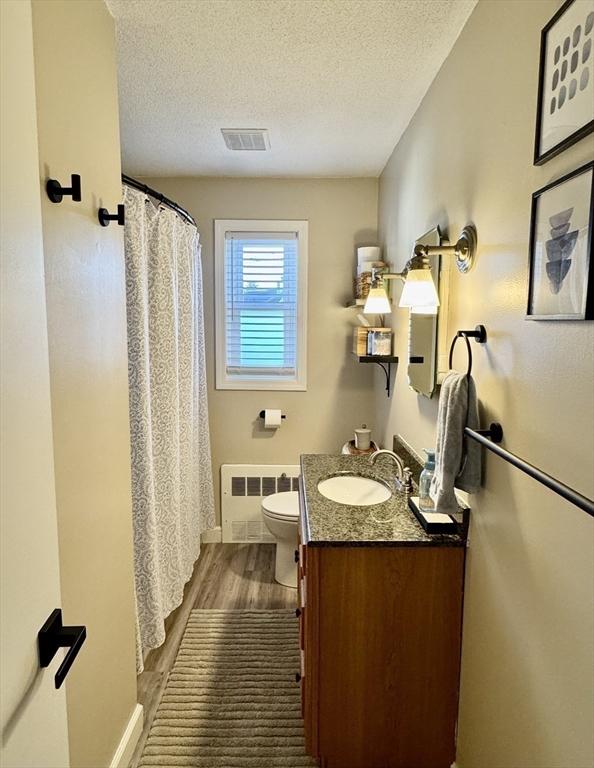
top-left (472, 422), bottom-right (503, 443)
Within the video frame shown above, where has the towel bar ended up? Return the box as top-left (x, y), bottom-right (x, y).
top-left (445, 325), bottom-right (593, 517)
top-left (465, 425), bottom-right (594, 517)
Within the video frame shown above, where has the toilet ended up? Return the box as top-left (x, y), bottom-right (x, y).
top-left (262, 491), bottom-right (299, 588)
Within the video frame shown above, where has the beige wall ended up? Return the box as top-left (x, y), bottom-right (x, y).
top-left (32, 2), bottom-right (138, 766)
top-left (141, 177), bottom-right (378, 523)
top-left (376, 1), bottom-right (594, 767)
top-left (0, 2), bottom-right (70, 766)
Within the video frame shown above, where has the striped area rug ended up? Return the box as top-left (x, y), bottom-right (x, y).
top-left (138, 609), bottom-right (317, 767)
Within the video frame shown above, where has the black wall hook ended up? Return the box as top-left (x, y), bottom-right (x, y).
top-left (98, 204), bottom-right (125, 227)
top-left (46, 174), bottom-right (81, 204)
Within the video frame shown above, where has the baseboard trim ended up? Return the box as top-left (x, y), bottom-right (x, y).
top-left (109, 703), bottom-right (143, 768)
top-left (201, 526), bottom-right (222, 543)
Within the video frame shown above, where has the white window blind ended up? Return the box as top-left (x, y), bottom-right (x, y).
top-left (217, 222), bottom-right (304, 389)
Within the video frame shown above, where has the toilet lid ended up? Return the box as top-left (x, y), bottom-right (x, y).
top-left (262, 491), bottom-right (299, 519)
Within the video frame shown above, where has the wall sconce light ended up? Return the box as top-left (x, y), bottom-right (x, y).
top-left (363, 224), bottom-right (477, 315)
top-left (398, 253), bottom-right (440, 312)
top-left (362, 285), bottom-right (392, 314)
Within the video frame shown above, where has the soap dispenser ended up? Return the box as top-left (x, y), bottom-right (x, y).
top-left (418, 450), bottom-right (436, 512)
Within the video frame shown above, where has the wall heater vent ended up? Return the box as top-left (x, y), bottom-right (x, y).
top-left (221, 464), bottom-right (300, 543)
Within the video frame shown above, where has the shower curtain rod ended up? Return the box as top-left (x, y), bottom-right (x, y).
top-left (122, 173), bottom-right (197, 227)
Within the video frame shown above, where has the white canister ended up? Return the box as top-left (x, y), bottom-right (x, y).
top-left (354, 425), bottom-right (372, 451)
top-left (357, 246), bottom-right (381, 266)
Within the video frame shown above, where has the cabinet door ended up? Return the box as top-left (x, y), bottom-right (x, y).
top-left (302, 545), bottom-right (320, 758)
top-left (317, 546), bottom-right (464, 768)
top-left (296, 539), bottom-right (305, 717)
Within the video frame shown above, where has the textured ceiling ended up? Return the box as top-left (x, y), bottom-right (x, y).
top-left (107, 0), bottom-right (476, 177)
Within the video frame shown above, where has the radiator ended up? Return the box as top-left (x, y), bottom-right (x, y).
top-left (221, 464), bottom-right (300, 543)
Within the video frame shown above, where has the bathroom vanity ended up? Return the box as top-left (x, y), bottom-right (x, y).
top-left (297, 453), bottom-right (466, 768)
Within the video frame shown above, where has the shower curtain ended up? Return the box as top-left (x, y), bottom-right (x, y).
top-left (123, 186), bottom-right (214, 670)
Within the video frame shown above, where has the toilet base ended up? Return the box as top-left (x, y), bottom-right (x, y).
top-left (274, 540), bottom-right (298, 588)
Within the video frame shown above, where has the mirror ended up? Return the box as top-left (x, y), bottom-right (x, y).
top-left (407, 227), bottom-right (441, 398)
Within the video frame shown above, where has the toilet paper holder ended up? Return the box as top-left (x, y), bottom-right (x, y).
top-left (258, 410), bottom-right (286, 421)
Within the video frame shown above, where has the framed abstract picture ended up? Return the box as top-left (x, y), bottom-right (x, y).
top-left (527, 162), bottom-right (593, 320)
top-left (534, 0), bottom-right (594, 165)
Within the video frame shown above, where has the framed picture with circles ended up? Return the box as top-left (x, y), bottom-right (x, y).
top-left (534, 0), bottom-right (594, 165)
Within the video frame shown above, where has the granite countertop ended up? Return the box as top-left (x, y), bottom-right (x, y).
top-left (299, 453), bottom-right (466, 548)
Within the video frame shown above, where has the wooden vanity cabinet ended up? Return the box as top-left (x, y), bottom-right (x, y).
top-left (297, 537), bottom-right (465, 768)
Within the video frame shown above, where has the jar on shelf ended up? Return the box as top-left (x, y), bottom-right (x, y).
top-left (367, 328), bottom-right (392, 356)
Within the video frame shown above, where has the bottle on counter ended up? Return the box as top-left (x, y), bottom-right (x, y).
top-left (419, 449), bottom-right (436, 512)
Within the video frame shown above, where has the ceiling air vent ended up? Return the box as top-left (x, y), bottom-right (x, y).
top-left (221, 128), bottom-right (270, 151)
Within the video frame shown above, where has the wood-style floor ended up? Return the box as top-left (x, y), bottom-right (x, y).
top-left (129, 543), bottom-right (298, 768)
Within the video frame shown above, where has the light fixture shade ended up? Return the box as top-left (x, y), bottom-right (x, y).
top-left (363, 285), bottom-right (392, 314)
top-left (398, 269), bottom-right (440, 310)
top-left (411, 305), bottom-right (438, 315)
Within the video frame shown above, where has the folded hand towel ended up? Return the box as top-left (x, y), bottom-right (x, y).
top-left (429, 371), bottom-right (481, 514)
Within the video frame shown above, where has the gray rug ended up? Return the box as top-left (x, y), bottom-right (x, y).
top-left (139, 609), bottom-right (317, 767)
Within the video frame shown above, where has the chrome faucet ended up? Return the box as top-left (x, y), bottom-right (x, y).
top-left (370, 450), bottom-right (414, 496)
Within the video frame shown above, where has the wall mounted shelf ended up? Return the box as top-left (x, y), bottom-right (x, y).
top-left (357, 355), bottom-right (398, 397)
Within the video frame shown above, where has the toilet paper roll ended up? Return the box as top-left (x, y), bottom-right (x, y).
top-left (264, 409), bottom-right (282, 430)
top-left (357, 246), bottom-right (381, 265)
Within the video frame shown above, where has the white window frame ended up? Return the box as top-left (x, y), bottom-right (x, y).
top-left (214, 219), bottom-right (308, 391)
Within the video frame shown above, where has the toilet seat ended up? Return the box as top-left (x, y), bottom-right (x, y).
top-left (262, 490), bottom-right (299, 521)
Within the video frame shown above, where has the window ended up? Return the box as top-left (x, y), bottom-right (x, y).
top-left (215, 220), bottom-right (308, 390)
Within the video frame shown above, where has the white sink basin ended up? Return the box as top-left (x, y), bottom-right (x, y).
top-left (317, 474), bottom-right (391, 506)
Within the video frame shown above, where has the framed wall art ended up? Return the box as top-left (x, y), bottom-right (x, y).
top-left (527, 161), bottom-right (593, 320)
top-left (534, 0), bottom-right (594, 165)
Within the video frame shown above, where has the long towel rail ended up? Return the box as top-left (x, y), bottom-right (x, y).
top-left (465, 426), bottom-right (594, 517)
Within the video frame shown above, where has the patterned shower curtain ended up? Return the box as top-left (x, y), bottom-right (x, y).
top-left (123, 186), bottom-right (214, 670)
